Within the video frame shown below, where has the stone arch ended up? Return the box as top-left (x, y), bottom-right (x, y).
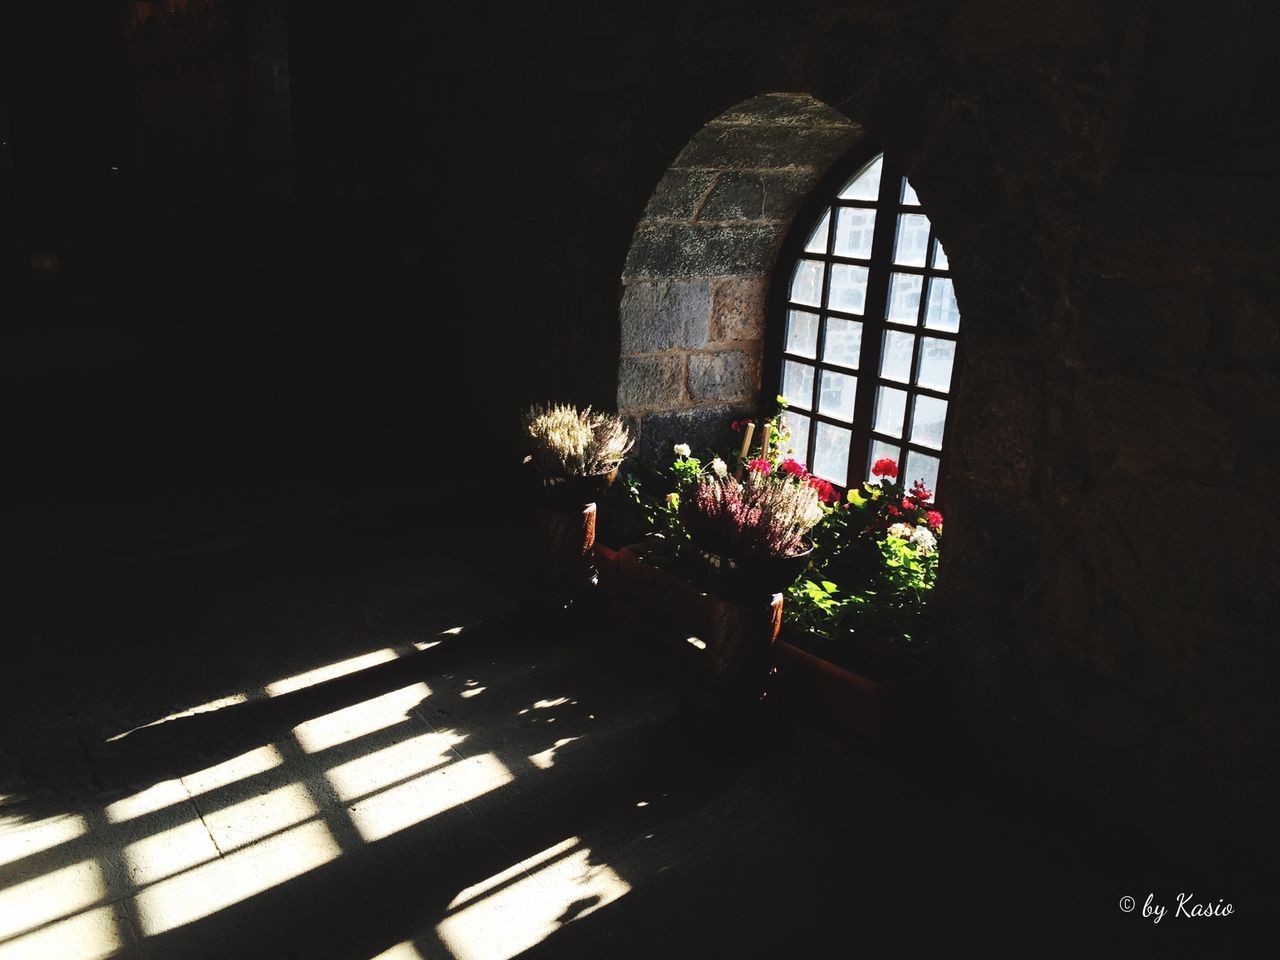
top-left (617, 93), bottom-right (865, 461)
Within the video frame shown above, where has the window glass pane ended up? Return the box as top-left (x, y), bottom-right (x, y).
top-left (924, 277), bottom-right (960, 332)
top-left (834, 207), bottom-right (876, 259)
top-left (873, 386), bottom-right (908, 438)
top-left (789, 260), bottom-right (824, 307)
top-left (804, 210), bottom-right (831, 254)
top-left (822, 316), bottom-right (862, 369)
top-left (900, 178), bottom-right (921, 206)
top-left (910, 395), bottom-right (948, 449)
top-left (867, 439), bottom-right (901, 483)
top-left (838, 155), bottom-right (882, 200)
top-left (781, 410), bottom-right (810, 463)
top-left (782, 360), bottom-right (815, 410)
top-left (784, 309), bottom-right (819, 358)
top-left (818, 370), bottom-right (857, 422)
top-left (880, 330), bottom-right (915, 383)
top-left (886, 273), bottom-right (922, 325)
top-left (903, 450), bottom-right (940, 494)
top-left (893, 213), bottom-right (931, 267)
top-left (932, 239), bottom-right (949, 271)
top-left (916, 338), bottom-right (956, 392)
top-left (827, 263), bottom-right (868, 314)
top-left (812, 422), bottom-right (851, 484)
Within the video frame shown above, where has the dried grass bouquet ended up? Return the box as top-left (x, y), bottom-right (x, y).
top-left (522, 403), bottom-right (634, 477)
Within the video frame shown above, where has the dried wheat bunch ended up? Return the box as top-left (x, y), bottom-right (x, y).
top-left (522, 403), bottom-right (633, 477)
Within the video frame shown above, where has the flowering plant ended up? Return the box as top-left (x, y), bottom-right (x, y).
top-left (785, 456), bottom-right (943, 667)
top-left (679, 468), bottom-right (823, 562)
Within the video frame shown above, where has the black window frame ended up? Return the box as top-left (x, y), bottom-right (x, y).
top-left (763, 142), bottom-right (964, 505)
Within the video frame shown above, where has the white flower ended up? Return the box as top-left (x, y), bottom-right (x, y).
top-left (910, 527), bottom-right (938, 555)
top-left (673, 443), bottom-right (691, 458)
top-left (710, 457), bottom-right (727, 477)
top-left (665, 492), bottom-right (680, 509)
top-left (887, 522), bottom-right (914, 541)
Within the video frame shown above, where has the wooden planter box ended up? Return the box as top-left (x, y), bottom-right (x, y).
top-left (771, 635), bottom-right (930, 746)
top-left (596, 541), bottom-right (930, 744)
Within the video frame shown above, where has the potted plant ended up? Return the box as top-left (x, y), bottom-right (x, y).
top-left (521, 403), bottom-right (633, 599)
top-left (774, 457), bottom-right (943, 743)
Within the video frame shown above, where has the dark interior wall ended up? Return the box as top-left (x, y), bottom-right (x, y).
top-left (2, 0), bottom-right (1277, 857)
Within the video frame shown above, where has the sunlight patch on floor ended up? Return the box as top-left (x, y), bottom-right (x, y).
top-left (203, 782), bottom-right (320, 852)
top-left (0, 812), bottom-right (86, 867)
top-left (122, 812), bottom-right (221, 886)
top-left (326, 730), bottom-right (465, 803)
top-left (182, 744), bottom-right (286, 799)
top-left (528, 737), bottom-right (581, 770)
top-left (368, 940), bottom-right (427, 960)
top-left (105, 779), bottom-right (189, 824)
top-left (347, 753), bottom-right (512, 843)
top-left (105, 693), bottom-right (249, 742)
top-left (132, 818), bottom-right (341, 935)
top-left (436, 837), bottom-right (630, 960)
top-left (266, 648), bottom-right (401, 697)
top-left (0, 904), bottom-right (126, 960)
top-left (0, 858), bottom-right (107, 940)
top-left (293, 683), bottom-right (432, 753)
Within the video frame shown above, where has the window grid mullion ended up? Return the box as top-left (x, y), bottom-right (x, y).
top-left (846, 156), bottom-right (902, 486)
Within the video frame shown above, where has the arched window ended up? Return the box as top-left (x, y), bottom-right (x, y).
top-left (767, 151), bottom-right (962, 501)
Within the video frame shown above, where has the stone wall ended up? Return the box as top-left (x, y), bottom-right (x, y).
top-left (618, 95), bottom-right (861, 461)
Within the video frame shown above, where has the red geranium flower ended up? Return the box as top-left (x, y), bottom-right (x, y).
top-left (806, 475), bottom-right (837, 503)
top-left (909, 480), bottom-right (933, 503)
top-left (747, 458), bottom-right (771, 475)
top-left (871, 457), bottom-right (899, 479)
top-left (902, 498), bottom-right (917, 511)
top-left (886, 504), bottom-right (901, 517)
top-left (779, 458), bottom-right (808, 478)
top-left (927, 510), bottom-right (944, 532)
top-left (730, 419), bottom-right (744, 433)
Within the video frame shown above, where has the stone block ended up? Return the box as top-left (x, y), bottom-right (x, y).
top-left (638, 403), bottom-right (754, 464)
top-left (673, 123), bottom-right (859, 171)
top-left (643, 169), bottom-right (717, 220)
top-left (623, 223), bottom-right (783, 280)
top-left (618, 279), bottom-right (711, 352)
top-left (688, 350), bottom-right (759, 403)
top-left (696, 170), bottom-right (816, 222)
top-left (617, 354), bottom-right (686, 412)
top-left (711, 277), bottom-right (768, 341)
top-left (698, 172), bottom-right (765, 221)
top-left (712, 93), bottom-right (856, 128)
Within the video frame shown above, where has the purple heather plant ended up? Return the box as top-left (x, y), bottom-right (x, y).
top-left (679, 470), bottom-right (823, 561)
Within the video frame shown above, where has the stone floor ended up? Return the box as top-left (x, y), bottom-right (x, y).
top-left (0, 527), bottom-right (1264, 958)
